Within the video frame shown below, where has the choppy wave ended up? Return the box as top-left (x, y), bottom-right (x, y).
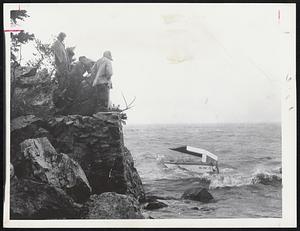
top-left (143, 159), bottom-right (282, 190)
top-left (141, 156), bottom-right (282, 189)
top-left (206, 168), bottom-right (282, 189)
top-left (125, 123), bottom-right (282, 218)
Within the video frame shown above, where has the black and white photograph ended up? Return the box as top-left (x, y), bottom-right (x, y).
top-left (3, 3), bottom-right (296, 228)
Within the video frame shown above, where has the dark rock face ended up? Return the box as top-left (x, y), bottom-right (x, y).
top-left (10, 65), bottom-right (145, 219)
top-left (11, 115), bottom-right (51, 180)
top-left (144, 200), bottom-right (168, 210)
top-left (10, 178), bottom-right (81, 219)
top-left (84, 193), bottom-right (144, 219)
top-left (11, 115), bottom-right (49, 164)
top-left (19, 137), bottom-right (91, 203)
top-left (182, 187), bottom-right (214, 203)
top-left (11, 67), bottom-right (57, 119)
top-left (47, 113), bottom-right (145, 201)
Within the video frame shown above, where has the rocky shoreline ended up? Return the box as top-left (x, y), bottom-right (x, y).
top-left (10, 66), bottom-right (215, 219)
top-left (10, 66), bottom-right (146, 219)
top-left (10, 112), bottom-right (146, 219)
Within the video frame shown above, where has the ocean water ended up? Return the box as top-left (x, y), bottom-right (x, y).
top-left (124, 123), bottom-right (282, 218)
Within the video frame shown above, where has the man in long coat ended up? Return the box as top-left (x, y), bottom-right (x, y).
top-left (52, 32), bottom-right (69, 89)
top-left (91, 50), bottom-right (113, 112)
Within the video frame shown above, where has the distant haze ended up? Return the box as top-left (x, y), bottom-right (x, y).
top-left (6, 3), bottom-right (295, 124)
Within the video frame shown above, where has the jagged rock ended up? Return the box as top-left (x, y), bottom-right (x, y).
top-left (144, 200), bottom-right (168, 210)
top-left (16, 68), bottom-right (47, 86)
top-left (84, 193), bottom-right (144, 219)
top-left (182, 187), bottom-right (214, 203)
top-left (10, 178), bottom-right (81, 219)
top-left (11, 115), bottom-right (43, 132)
top-left (11, 115), bottom-right (50, 173)
top-left (47, 114), bottom-right (145, 201)
top-left (19, 137), bottom-right (91, 203)
top-left (11, 115), bottom-right (48, 146)
top-left (11, 67), bottom-right (57, 119)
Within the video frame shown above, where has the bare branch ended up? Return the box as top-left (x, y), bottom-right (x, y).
top-left (121, 91), bottom-right (128, 108)
top-left (118, 92), bottom-right (136, 112)
top-left (127, 96), bottom-right (136, 108)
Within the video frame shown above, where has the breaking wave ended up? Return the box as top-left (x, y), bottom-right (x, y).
top-left (206, 168), bottom-right (282, 189)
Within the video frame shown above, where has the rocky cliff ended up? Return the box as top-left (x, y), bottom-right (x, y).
top-left (10, 67), bottom-right (145, 219)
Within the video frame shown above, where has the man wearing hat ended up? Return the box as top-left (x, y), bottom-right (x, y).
top-left (91, 50), bottom-right (113, 112)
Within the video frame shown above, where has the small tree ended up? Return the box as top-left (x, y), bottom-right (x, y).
top-left (10, 10), bottom-right (35, 109)
top-left (10, 10), bottom-right (29, 24)
top-left (10, 10), bottom-right (35, 65)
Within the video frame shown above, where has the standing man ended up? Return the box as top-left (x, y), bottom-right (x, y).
top-left (91, 50), bottom-right (113, 112)
top-left (52, 32), bottom-right (69, 89)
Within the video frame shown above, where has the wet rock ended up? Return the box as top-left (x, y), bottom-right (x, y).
top-left (144, 200), bottom-right (168, 210)
top-left (10, 178), bottom-right (81, 219)
top-left (182, 187), bottom-right (214, 203)
top-left (142, 195), bottom-right (177, 202)
top-left (84, 192), bottom-right (144, 219)
top-left (251, 173), bottom-right (282, 187)
top-left (47, 114), bottom-right (145, 201)
top-left (19, 137), bottom-right (91, 203)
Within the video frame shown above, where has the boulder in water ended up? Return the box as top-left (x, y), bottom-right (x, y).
top-left (84, 192), bottom-right (144, 219)
top-left (251, 173), bottom-right (282, 187)
top-left (10, 178), bottom-right (81, 219)
top-left (19, 137), bottom-right (91, 203)
top-left (144, 200), bottom-right (168, 210)
top-left (182, 187), bottom-right (214, 203)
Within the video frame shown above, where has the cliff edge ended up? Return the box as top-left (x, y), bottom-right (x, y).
top-left (10, 67), bottom-right (145, 219)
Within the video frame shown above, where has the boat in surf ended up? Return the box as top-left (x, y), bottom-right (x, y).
top-left (163, 146), bottom-right (219, 174)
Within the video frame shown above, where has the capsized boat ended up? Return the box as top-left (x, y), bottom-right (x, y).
top-left (163, 146), bottom-right (219, 174)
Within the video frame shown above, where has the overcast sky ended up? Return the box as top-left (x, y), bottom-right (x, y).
top-left (5, 3), bottom-right (296, 124)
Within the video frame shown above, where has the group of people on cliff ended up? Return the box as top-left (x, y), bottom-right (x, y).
top-left (51, 32), bottom-right (113, 112)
